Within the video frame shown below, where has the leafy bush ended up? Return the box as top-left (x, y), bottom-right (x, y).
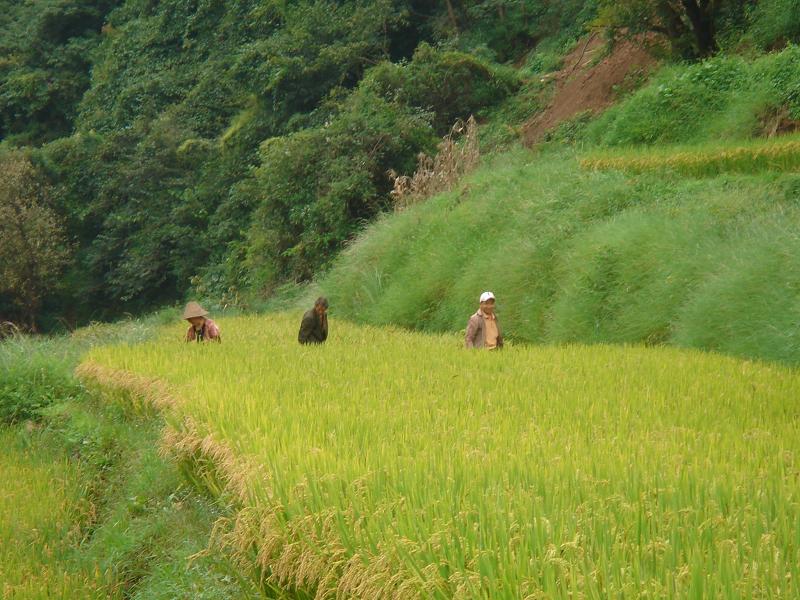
top-left (244, 90), bottom-right (436, 290)
top-left (748, 0), bottom-right (800, 49)
top-left (0, 0), bottom-right (119, 144)
top-left (0, 338), bottom-right (83, 424)
top-left (433, 0), bottom-right (598, 62)
top-left (361, 43), bottom-right (520, 134)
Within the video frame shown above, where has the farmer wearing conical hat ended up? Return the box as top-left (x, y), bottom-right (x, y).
top-left (183, 301), bottom-right (221, 342)
top-left (465, 291), bottom-right (503, 350)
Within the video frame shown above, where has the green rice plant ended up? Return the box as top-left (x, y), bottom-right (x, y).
top-left (580, 135), bottom-right (800, 176)
top-left (0, 429), bottom-right (110, 598)
top-left (81, 313), bottom-right (800, 598)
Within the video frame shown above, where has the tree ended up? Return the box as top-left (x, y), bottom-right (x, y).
top-left (0, 154), bottom-right (69, 331)
top-left (598, 0), bottom-right (749, 58)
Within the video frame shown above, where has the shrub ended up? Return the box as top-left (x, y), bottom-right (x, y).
top-left (361, 43), bottom-right (520, 135)
top-left (0, 338), bottom-right (83, 424)
top-left (244, 90), bottom-right (436, 291)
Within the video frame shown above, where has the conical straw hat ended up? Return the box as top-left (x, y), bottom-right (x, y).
top-left (183, 301), bottom-right (209, 320)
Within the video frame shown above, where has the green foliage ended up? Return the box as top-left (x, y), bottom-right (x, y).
top-left (362, 42), bottom-right (520, 134)
top-left (0, 0), bottom-right (120, 145)
top-left (245, 90), bottom-right (436, 290)
top-left (319, 148), bottom-right (800, 365)
top-left (0, 152), bottom-right (70, 330)
top-left (455, 0), bottom-right (598, 62)
top-left (16, 0), bottom-right (526, 323)
top-left (596, 0), bottom-right (751, 58)
top-left (585, 45), bottom-right (800, 146)
top-left (748, 0), bottom-right (800, 48)
top-left (0, 313), bottom-right (259, 597)
top-left (0, 337), bottom-right (83, 424)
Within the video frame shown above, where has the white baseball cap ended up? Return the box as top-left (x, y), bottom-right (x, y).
top-left (479, 291), bottom-right (496, 302)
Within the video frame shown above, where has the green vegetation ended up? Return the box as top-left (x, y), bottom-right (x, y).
top-left (0, 324), bottom-right (259, 599)
top-left (581, 134), bottom-right (800, 175)
top-left (0, 429), bottom-right (108, 598)
top-left (7, 2), bottom-right (800, 598)
top-left (80, 314), bottom-right (800, 597)
top-left (318, 148), bottom-right (800, 364)
top-left (585, 46), bottom-right (800, 146)
top-left (3, 0), bottom-right (800, 336)
top-left (2, 0), bottom-right (567, 327)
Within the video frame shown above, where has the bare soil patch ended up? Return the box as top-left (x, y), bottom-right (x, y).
top-left (522, 35), bottom-right (659, 145)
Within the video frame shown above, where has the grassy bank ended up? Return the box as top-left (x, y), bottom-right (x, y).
top-left (80, 313), bottom-right (800, 598)
top-left (584, 46), bottom-right (800, 147)
top-left (0, 326), bottom-right (259, 599)
top-left (315, 147), bottom-right (800, 365)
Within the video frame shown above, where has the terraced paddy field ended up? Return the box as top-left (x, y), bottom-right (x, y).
top-left (79, 313), bottom-right (800, 598)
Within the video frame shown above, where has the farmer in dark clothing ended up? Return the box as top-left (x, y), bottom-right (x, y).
top-left (298, 297), bottom-right (329, 344)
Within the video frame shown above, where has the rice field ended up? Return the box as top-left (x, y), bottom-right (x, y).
top-left (580, 135), bottom-right (800, 176)
top-left (79, 313), bottom-right (800, 598)
top-left (0, 429), bottom-right (108, 599)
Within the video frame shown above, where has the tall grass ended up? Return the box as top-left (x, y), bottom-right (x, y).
top-left (317, 148), bottom-right (800, 365)
top-left (0, 310), bottom-right (178, 424)
top-left (81, 314), bottom-right (800, 598)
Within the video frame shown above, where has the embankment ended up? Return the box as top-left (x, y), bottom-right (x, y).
top-left (318, 146), bottom-right (800, 364)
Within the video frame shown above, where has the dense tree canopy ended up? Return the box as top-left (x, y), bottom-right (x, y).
top-left (0, 154), bottom-right (68, 330)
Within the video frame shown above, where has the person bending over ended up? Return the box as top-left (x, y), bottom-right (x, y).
top-left (183, 301), bottom-right (221, 342)
top-left (298, 297), bottom-right (329, 344)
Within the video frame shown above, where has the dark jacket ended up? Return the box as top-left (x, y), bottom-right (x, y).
top-left (298, 309), bottom-right (328, 344)
top-left (465, 309), bottom-right (503, 349)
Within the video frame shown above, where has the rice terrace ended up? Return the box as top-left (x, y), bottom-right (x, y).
top-left (73, 315), bottom-right (800, 598)
top-left (4, 0), bottom-right (800, 598)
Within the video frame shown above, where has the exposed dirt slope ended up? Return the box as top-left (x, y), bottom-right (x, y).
top-left (522, 35), bottom-right (658, 145)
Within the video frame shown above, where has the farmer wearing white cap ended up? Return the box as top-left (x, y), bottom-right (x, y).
top-left (465, 291), bottom-right (503, 349)
top-left (183, 301), bottom-right (221, 342)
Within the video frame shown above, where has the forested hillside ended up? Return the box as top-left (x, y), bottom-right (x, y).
top-left (1, 0), bottom-right (799, 332)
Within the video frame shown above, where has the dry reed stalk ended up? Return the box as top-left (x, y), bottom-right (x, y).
top-left (389, 116), bottom-right (479, 211)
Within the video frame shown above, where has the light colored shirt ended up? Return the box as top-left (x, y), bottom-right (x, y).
top-left (483, 313), bottom-right (499, 350)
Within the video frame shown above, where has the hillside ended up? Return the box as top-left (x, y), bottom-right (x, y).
top-left (1, 0), bottom-right (799, 335)
top-left (0, 0), bottom-right (591, 328)
top-left (315, 42), bottom-right (800, 365)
